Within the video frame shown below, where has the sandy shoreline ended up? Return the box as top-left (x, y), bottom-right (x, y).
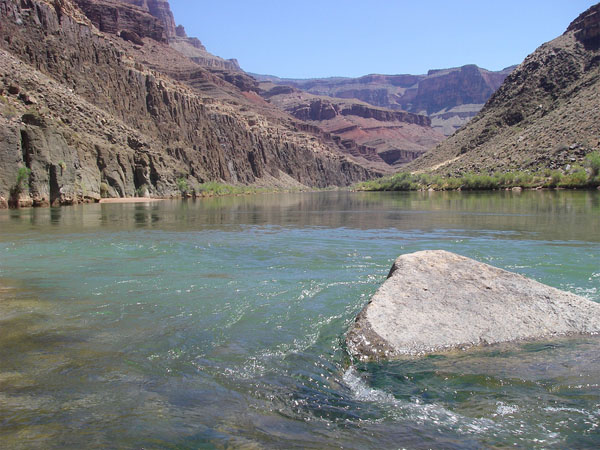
top-left (99, 198), bottom-right (165, 204)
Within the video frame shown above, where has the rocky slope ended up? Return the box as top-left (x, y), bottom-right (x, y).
top-left (407, 3), bottom-right (600, 175)
top-left (255, 65), bottom-right (515, 136)
top-left (262, 86), bottom-right (444, 165)
top-left (0, 0), bottom-right (380, 207)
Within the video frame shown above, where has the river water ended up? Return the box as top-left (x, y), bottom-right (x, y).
top-left (0, 190), bottom-right (599, 449)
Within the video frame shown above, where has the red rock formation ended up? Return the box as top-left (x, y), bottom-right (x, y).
top-left (409, 65), bottom-right (508, 115)
top-left (265, 91), bottom-right (444, 166)
top-left (340, 104), bottom-right (430, 127)
top-left (254, 65), bottom-right (514, 136)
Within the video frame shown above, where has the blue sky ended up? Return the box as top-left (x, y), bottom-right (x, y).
top-left (169, 1), bottom-right (598, 79)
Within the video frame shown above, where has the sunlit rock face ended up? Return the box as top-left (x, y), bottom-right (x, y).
top-left (347, 250), bottom-right (600, 360)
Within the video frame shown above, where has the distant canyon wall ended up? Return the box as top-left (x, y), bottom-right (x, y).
top-left (256, 65), bottom-right (515, 136)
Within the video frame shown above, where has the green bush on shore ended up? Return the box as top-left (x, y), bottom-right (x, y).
top-left (356, 156), bottom-right (600, 192)
top-left (196, 182), bottom-right (267, 196)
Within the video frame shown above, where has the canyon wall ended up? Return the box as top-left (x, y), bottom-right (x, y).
top-left (0, 0), bottom-right (378, 207)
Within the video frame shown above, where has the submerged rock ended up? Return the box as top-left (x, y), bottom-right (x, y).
top-left (347, 250), bottom-right (600, 360)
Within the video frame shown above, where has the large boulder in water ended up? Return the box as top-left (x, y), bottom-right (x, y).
top-left (347, 250), bottom-right (600, 360)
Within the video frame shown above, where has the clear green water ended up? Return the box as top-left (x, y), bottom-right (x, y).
top-left (0, 190), bottom-right (599, 449)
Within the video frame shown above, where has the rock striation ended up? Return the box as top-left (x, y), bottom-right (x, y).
top-left (120, 0), bottom-right (176, 38)
top-left (73, 0), bottom-right (168, 42)
top-left (347, 250), bottom-right (600, 360)
top-left (263, 88), bottom-right (444, 166)
top-left (408, 3), bottom-right (600, 175)
top-left (254, 65), bottom-right (514, 136)
top-left (119, 0), bottom-right (243, 72)
top-left (566, 2), bottom-right (600, 49)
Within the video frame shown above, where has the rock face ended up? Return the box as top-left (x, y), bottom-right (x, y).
top-left (567, 2), bottom-right (600, 49)
top-left (73, 0), bottom-right (167, 42)
top-left (118, 0), bottom-right (242, 72)
top-left (120, 0), bottom-right (176, 38)
top-left (408, 3), bottom-right (600, 175)
top-left (347, 250), bottom-right (600, 360)
top-left (0, 0), bottom-right (379, 207)
top-left (254, 65), bottom-right (514, 136)
top-left (263, 88), bottom-right (444, 166)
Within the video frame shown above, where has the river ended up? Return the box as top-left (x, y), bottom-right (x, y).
top-left (0, 190), bottom-right (599, 448)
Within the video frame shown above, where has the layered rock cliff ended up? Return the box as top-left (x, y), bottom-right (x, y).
top-left (121, 0), bottom-right (176, 38)
top-left (263, 87), bottom-right (444, 166)
top-left (407, 3), bottom-right (600, 175)
top-left (73, 0), bottom-right (168, 42)
top-left (254, 65), bottom-right (514, 136)
top-left (0, 0), bottom-right (379, 207)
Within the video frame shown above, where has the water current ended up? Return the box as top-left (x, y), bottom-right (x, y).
top-left (0, 190), bottom-right (599, 448)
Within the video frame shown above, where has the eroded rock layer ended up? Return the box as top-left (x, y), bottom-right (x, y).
top-left (255, 65), bottom-right (514, 137)
top-left (263, 88), bottom-right (444, 166)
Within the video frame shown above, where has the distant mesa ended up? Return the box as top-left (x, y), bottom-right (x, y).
top-left (253, 65), bottom-right (515, 137)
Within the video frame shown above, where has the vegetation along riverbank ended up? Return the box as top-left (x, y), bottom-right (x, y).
top-left (356, 152), bottom-right (600, 192)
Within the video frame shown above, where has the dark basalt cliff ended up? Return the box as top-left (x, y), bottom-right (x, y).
top-left (120, 0), bottom-right (176, 38)
top-left (407, 3), bottom-right (600, 174)
top-left (0, 0), bottom-right (378, 207)
top-left (74, 0), bottom-right (167, 42)
top-left (566, 2), bottom-right (600, 49)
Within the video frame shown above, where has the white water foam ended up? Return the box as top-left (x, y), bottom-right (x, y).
top-left (495, 402), bottom-right (519, 416)
top-left (342, 367), bottom-right (497, 435)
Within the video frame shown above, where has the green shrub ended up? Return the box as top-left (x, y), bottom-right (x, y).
top-left (135, 184), bottom-right (149, 197)
top-left (195, 181), bottom-right (268, 196)
top-left (15, 167), bottom-right (31, 192)
top-left (585, 151), bottom-right (600, 178)
top-left (176, 178), bottom-right (189, 195)
top-left (461, 173), bottom-right (499, 190)
top-left (444, 177), bottom-right (462, 190)
top-left (513, 171), bottom-right (534, 187)
top-left (100, 182), bottom-right (109, 198)
top-left (495, 172), bottom-right (515, 188)
top-left (9, 167), bottom-right (31, 204)
top-left (560, 168), bottom-right (589, 188)
top-left (545, 170), bottom-right (563, 188)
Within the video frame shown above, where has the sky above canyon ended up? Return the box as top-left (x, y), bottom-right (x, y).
top-left (169, 0), bottom-right (598, 78)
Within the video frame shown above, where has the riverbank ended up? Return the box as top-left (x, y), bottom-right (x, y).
top-left (0, 182), bottom-right (313, 209)
top-left (357, 153), bottom-right (600, 192)
top-left (3, 158), bottom-right (600, 209)
top-left (99, 198), bottom-right (164, 204)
